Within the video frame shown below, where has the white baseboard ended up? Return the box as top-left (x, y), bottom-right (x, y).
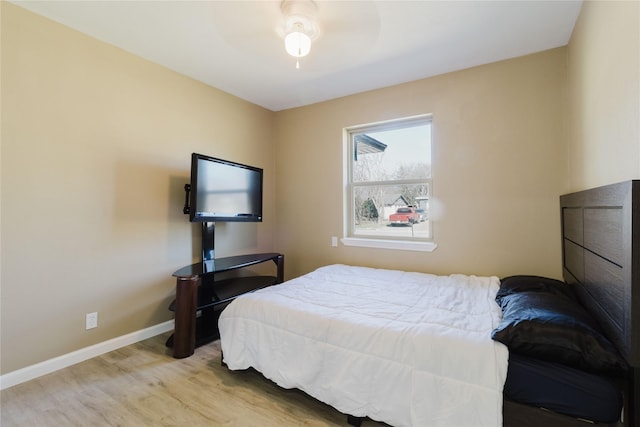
top-left (0, 320), bottom-right (174, 391)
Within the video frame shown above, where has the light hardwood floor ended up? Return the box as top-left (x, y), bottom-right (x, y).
top-left (1, 332), bottom-right (389, 426)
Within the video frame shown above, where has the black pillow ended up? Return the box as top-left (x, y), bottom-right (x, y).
top-left (495, 275), bottom-right (577, 301)
top-left (492, 275), bottom-right (626, 376)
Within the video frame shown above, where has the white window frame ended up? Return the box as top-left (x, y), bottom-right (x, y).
top-left (342, 114), bottom-right (437, 252)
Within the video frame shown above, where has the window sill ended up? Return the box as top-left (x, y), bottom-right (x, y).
top-left (341, 238), bottom-right (437, 252)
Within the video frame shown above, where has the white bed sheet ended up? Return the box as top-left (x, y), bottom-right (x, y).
top-left (219, 264), bottom-right (509, 427)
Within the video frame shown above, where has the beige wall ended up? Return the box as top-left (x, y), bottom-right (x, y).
top-left (567, 0), bottom-right (640, 191)
top-left (1, 3), bottom-right (276, 374)
top-left (274, 48), bottom-right (568, 280)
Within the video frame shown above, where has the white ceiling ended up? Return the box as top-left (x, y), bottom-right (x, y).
top-left (12, 0), bottom-right (583, 111)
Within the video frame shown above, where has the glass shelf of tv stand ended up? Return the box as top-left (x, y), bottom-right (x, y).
top-left (172, 252), bottom-right (282, 278)
top-left (170, 252), bottom-right (283, 310)
top-left (168, 275), bottom-right (279, 312)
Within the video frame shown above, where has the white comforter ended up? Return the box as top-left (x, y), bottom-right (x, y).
top-left (219, 264), bottom-right (509, 427)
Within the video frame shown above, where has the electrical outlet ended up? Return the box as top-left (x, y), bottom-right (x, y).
top-left (331, 236), bottom-right (338, 247)
top-left (86, 312), bottom-right (98, 330)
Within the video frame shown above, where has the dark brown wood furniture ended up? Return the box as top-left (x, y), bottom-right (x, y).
top-left (167, 252), bottom-right (284, 359)
top-left (502, 180), bottom-right (639, 427)
top-left (561, 180), bottom-right (638, 426)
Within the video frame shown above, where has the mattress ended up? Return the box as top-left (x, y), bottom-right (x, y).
top-left (219, 264), bottom-right (509, 427)
top-left (504, 353), bottom-right (623, 423)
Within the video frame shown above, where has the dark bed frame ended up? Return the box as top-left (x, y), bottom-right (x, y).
top-left (503, 180), bottom-right (639, 427)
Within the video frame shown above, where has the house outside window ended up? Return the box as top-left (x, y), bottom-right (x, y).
top-left (343, 115), bottom-right (436, 252)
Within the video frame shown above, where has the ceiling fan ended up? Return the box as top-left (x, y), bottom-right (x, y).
top-left (208, 0), bottom-right (381, 72)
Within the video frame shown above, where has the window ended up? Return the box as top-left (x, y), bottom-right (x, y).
top-left (343, 115), bottom-right (435, 251)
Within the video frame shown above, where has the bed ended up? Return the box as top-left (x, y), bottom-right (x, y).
top-left (219, 180), bottom-right (639, 426)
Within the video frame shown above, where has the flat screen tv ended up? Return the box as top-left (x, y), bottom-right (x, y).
top-left (187, 153), bottom-right (263, 223)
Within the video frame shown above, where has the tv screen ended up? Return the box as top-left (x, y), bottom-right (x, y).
top-left (188, 153), bottom-right (263, 222)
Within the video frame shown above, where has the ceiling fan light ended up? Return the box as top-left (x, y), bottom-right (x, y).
top-left (285, 30), bottom-right (311, 58)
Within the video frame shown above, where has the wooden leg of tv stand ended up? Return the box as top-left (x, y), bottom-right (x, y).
top-left (274, 254), bottom-right (285, 283)
top-left (173, 275), bottom-right (199, 359)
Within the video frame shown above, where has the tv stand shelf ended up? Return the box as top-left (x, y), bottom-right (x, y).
top-left (168, 275), bottom-right (279, 312)
top-left (167, 252), bottom-right (284, 358)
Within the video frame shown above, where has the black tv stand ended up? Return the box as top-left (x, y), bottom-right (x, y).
top-left (166, 252), bottom-right (284, 358)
